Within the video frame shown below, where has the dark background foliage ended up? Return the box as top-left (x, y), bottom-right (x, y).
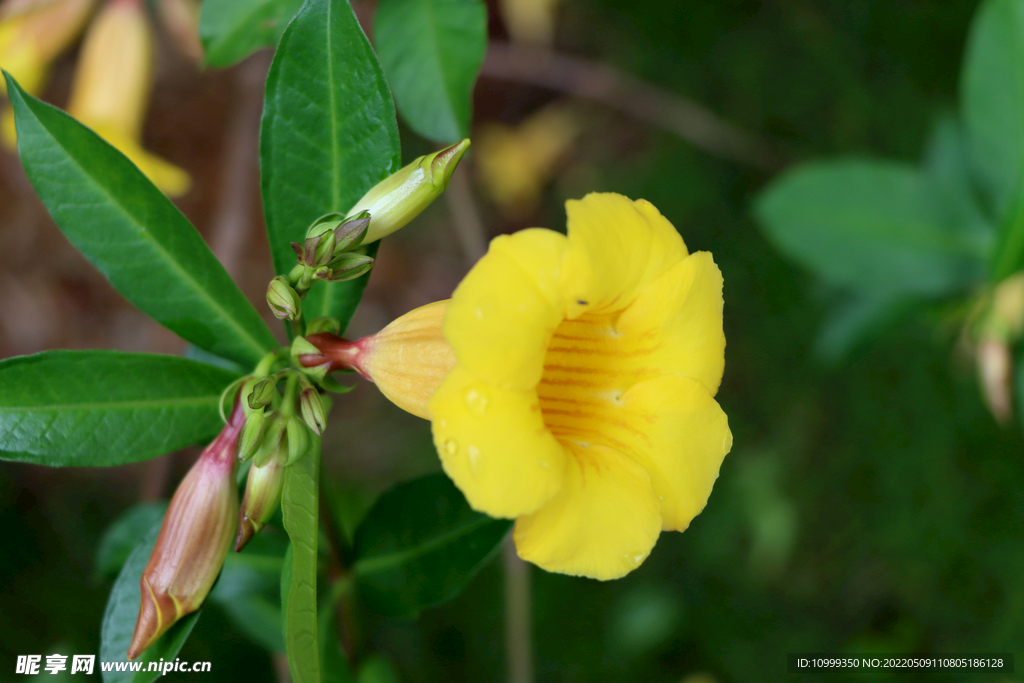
top-left (2, 0), bottom-right (1020, 681)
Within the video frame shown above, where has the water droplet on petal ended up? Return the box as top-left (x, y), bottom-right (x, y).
top-left (464, 388), bottom-right (489, 416)
top-left (467, 445), bottom-right (481, 471)
top-left (443, 439), bottom-right (458, 455)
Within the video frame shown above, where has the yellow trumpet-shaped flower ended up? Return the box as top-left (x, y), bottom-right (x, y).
top-left (66, 0), bottom-right (190, 196)
top-left (0, 0), bottom-right (96, 145)
top-left (430, 192), bottom-right (732, 580)
top-left (300, 193), bottom-right (732, 579)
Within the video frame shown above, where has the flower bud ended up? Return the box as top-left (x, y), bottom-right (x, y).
top-left (323, 252), bottom-right (374, 282)
top-left (253, 413), bottom-right (286, 468)
top-left (305, 212), bottom-right (346, 239)
top-left (350, 139), bottom-right (470, 243)
top-left (332, 213), bottom-right (370, 254)
top-left (248, 377), bottom-right (277, 409)
top-left (299, 386), bottom-right (327, 435)
top-left (235, 450), bottom-right (285, 552)
top-left (127, 395), bottom-right (244, 660)
top-left (238, 406), bottom-right (265, 461)
top-left (285, 416), bottom-right (309, 466)
top-left (267, 276), bottom-right (303, 321)
top-left (0, 0), bottom-right (95, 145)
top-left (66, 0), bottom-right (190, 196)
top-left (978, 336), bottom-right (1013, 425)
top-left (157, 0), bottom-right (202, 65)
top-left (301, 300), bottom-right (456, 419)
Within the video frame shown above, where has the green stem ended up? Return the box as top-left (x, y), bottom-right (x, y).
top-left (990, 167), bottom-right (1024, 281)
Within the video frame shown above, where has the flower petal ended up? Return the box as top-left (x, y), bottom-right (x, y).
top-left (444, 228), bottom-right (567, 391)
top-left (616, 251), bottom-right (725, 395)
top-left (559, 193), bottom-right (688, 318)
top-left (616, 374), bottom-right (731, 532)
top-left (430, 366), bottom-right (568, 518)
top-left (513, 443), bottom-right (661, 580)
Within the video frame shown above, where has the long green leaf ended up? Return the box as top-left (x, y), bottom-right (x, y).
top-left (100, 519), bottom-right (201, 683)
top-left (94, 503), bottom-right (168, 582)
top-left (0, 351), bottom-right (239, 467)
top-left (260, 0), bottom-right (400, 330)
top-left (754, 159), bottom-right (984, 296)
top-left (352, 473), bottom-right (511, 618)
top-left (282, 438), bottom-right (321, 683)
top-left (961, 0), bottom-right (1024, 219)
top-left (4, 74), bottom-right (277, 367)
top-left (375, 0), bottom-right (486, 142)
top-left (200, 0), bottom-right (305, 68)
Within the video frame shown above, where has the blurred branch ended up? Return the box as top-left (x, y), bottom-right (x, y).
top-left (481, 41), bottom-right (788, 171)
top-left (445, 167), bottom-right (488, 265)
top-left (208, 51), bottom-right (271, 278)
top-left (504, 537), bottom-right (534, 683)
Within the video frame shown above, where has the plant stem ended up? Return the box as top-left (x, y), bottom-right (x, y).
top-left (991, 168), bottom-right (1024, 281)
top-left (504, 537), bottom-right (534, 683)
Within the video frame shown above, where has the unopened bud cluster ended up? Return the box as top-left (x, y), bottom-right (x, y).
top-left (234, 369), bottom-right (328, 551)
top-left (266, 140), bottom-right (470, 321)
top-left (129, 142), bottom-right (472, 661)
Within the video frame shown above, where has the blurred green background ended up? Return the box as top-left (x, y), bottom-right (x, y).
top-left (1, 0), bottom-right (1021, 681)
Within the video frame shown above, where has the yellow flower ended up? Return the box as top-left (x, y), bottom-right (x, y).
top-left (0, 0), bottom-right (96, 146)
top-left (66, 0), bottom-right (190, 196)
top-left (429, 192), bottom-right (732, 579)
top-left (476, 105), bottom-right (579, 218)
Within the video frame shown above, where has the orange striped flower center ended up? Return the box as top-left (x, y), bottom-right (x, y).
top-left (538, 312), bottom-right (664, 463)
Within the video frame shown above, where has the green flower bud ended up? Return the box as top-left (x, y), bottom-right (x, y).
top-left (305, 212), bottom-right (346, 239)
top-left (324, 252), bottom-right (374, 282)
top-left (350, 139), bottom-right (470, 243)
top-left (285, 416), bottom-right (309, 466)
top-left (267, 276), bottom-right (302, 321)
top-left (253, 413), bottom-right (286, 468)
top-left (235, 449), bottom-right (286, 551)
top-left (302, 230), bottom-right (337, 269)
top-left (237, 406), bottom-right (265, 462)
top-left (331, 213), bottom-right (370, 254)
top-left (248, 377), bottom-right (276, 409)
top-left (300, 387), bottom-right (327, 435)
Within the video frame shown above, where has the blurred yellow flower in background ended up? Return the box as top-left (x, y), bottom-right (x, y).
top-left (499, 0), bottom-right (560, 44)
top-left (430, 192), bottom-right (732, 579)
top-left (66, 0), bottom-right (190, 196)
top-left (476, 105), bottom-right (579, 218)
top-left (0, 0), bottom-right (96, 145)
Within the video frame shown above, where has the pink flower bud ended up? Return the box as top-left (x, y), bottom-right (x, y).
top-left (127, 397), bottom-right (245, 660)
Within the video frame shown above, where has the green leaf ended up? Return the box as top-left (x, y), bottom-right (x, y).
top-left (3, 74), bottom-right (277, 367)
top-left (200, 0), bottom-right (305, 68)
top-left (0, 351), bottom-right (239, 467)
top-left (352, 473), bottom-right (511, 619)
top-left (95, 502), bottom-right (168, 582)
top-left (261, 0), bottom-right (400, 330)
top-left (100, 519), bottom-right (201, 683)
top-left (754, 159), bottom-right (984, 297)
top-left (220, 596), bottom-right (286, 652)
top-left (961, 0), bottom-right (1024, 219)
top-left (923, 115), bottom-right (994, 247)
top-left (281, 439), bottom-right (321, 683)
top-left (375, 0), bottom-right (486, 142)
